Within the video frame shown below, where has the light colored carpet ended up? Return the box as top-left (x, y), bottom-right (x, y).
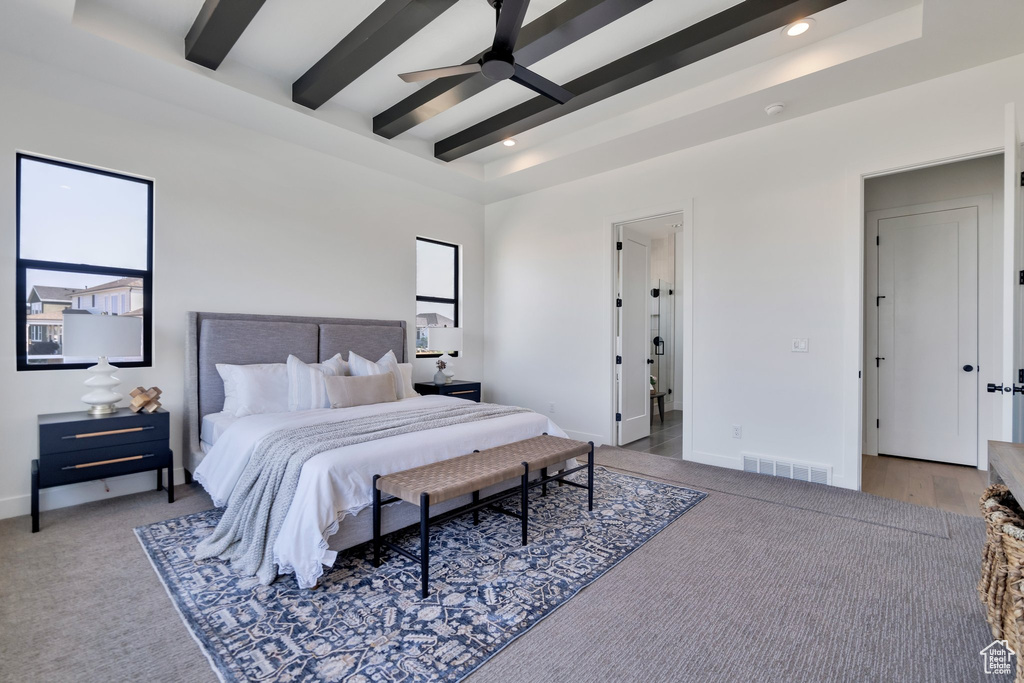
top-left (0, 448), bottom-right (1002, 682)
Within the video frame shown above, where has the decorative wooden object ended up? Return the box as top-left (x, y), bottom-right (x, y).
top-left (129, 386), bottom-right (163, 414)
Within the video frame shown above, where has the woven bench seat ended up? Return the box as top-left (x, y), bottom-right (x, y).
top-left (373, 434), bottom-right (595, 598)
top-left (377, 435), bottom-right (592, 506)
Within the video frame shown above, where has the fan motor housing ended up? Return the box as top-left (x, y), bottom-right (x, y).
top-left (480, 52), bottom-right (515, 81)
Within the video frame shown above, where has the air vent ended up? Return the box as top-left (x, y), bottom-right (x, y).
top-left (741, 453), bottom-right (831, 485)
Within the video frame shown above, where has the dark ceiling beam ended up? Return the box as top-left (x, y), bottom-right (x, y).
top-left (185, 0), bottom-right (266, 70)
top-left (435, 0), bottom-right (847, 162)
top-left (293, 0), bottom-right (460, 111)
top-left (374, 0), bottom-right (653, 140)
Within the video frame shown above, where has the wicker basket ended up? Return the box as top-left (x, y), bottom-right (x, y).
top-left (981, 484), bottom-right (1024, 680)
top-left (980, 486), bottom-right (1024, 638)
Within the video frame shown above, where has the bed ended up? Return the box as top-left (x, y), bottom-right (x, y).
top-left (184, 312), bottom-right (568, 588)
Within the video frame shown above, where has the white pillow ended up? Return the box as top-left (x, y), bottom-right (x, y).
top-left (348, 350), bottom-right (406, 399)
top-left (216, 363), bottom-right (289, 417)
top-left (322, 353), bottom-right (349, 377)
top-left (398, 363), bottom-right (419, 399)
top-left (287, 355), bottom-right (341, 411)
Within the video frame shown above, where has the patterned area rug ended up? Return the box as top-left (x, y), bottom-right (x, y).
top-left (136, 469), bottom-right (706, 682)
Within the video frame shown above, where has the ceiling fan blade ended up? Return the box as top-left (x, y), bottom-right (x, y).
top-left (510, 64), bottom-right (574, 104)
top-left (492, 0), bottom-right (530, 54)
top-left (399, 63), bottom-right (482, 83)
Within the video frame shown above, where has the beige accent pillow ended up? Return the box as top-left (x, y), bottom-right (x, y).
top-left (325, 374), bottom-right (398, 409)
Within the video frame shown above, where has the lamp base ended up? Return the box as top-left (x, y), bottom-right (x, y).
top-left (81, 357), bottom-right (123, 415)
top-left (87, 403), bottom-right (119, 416)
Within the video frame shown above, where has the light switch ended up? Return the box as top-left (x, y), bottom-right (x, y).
top-left (792, 338), bottom-right (809, 353)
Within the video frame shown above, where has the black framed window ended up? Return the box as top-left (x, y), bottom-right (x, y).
top-left (415, 237), bottom-right (459, 358)
top-left (16, 154), bottom-right (153, 370)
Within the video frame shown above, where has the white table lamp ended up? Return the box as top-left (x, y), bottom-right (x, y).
top-left (427, 327), bottom-right (463, 384)
top-left (63, 313), bottom-right (143, 415)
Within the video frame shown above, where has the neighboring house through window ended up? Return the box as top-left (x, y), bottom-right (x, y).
top-left (415, 237), bottom-right (460, 358)
top-left (16, 154), bottom-right (153, 369)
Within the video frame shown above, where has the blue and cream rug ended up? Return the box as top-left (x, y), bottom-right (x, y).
top-left (136, 469), bottom-right (706, 682)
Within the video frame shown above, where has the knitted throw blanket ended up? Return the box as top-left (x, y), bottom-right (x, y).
top-left (194, 403), bottom-right (530, 585)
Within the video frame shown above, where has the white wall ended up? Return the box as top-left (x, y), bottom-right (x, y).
top-left (484, 53), bottom-right (1024, 489)
top-left (0, 52), bottom-right (484, 519)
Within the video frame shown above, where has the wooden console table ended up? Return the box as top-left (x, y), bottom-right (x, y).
top-left (988, 441), bottom-right (1024, 501)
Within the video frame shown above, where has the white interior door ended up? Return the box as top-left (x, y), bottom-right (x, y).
top-left (617, 226), bottom-right (652, 445)
top-left (877, 207), bottom-right (978, 465)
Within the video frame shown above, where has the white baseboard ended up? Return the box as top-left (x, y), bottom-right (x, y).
top-left (0, 467), bottom-right (186, 521)
top-left (687, 450), bottom-right (742, 470)
top-left (563, 430), bottom-right (607, 447)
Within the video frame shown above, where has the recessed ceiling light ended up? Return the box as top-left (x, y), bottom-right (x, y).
top-left (784, 18), bottom-right (814, 37)
top-left (502, 139), bottom-right (517, 147)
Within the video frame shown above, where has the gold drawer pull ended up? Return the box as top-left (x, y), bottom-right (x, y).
top-left (62, 426), bottom-right (154, 440)
top-left (449, 390), bottom-right (477, 395)
top-left (62, 454), bottom-right (154, 470)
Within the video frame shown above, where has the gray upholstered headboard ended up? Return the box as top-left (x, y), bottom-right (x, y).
top-left (184, 311), bottom-right (407, 474)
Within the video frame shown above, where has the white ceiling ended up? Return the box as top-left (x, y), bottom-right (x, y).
top-left (3, 0), bottom-right (1023, 203)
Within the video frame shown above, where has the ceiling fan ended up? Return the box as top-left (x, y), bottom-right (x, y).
top-left (398, 0), bottom-right (574, 105)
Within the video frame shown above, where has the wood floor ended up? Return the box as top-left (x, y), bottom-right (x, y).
top-left (861, 454), bottom-right (989, 518)
top-left (622, 410), bottom-right (682, 458)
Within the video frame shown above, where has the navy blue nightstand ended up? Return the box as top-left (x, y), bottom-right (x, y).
top-left (414, 380), bottom-right (481, 402)
top-left (33, 407), bottom-right (173, 532)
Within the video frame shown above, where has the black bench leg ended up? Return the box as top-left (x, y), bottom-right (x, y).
top-left (31, 459), bottom-right (40, 533)
top-left (541, 467), bottom-right (548, 496)
top-left (588, 442), bottom-right (595, 512)
top-left (167, 463), bottom-right (174, 503)
top-left (183, 469), bottom-right (193, 485)
top-left (472, 490), bottom-right (479, 525)
top-left (156, 467), bottom-right (163, 491)
top-left (372, 475), bottom-right (382, 568)
top-left (420, 492), bottom-right (430, 599)
top-left (521, 462), bottom-right (529, 546)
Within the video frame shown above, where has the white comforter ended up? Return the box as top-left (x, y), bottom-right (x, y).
top-left (194, 395), bottom-right (567, 587)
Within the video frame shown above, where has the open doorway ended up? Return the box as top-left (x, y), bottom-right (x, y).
top-left (614, 211), bottom-right (684, 458)
top-left (861, 155), bottom-right (1001, 513)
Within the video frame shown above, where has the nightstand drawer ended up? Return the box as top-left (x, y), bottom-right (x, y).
top-left (445, 389), bottom-right (481, 402)
top-left (39, 440), bottom-right (171, 487)
top-left (39, 411), bottom-right (169, 455)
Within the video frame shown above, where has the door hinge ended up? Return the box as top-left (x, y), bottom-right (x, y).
top-left (616, 241), bottom-right (623, 250)
top-left (615, 413), bottom-right (622, 422)
top-left (616, 298), bottom-right (622, 308)
top-left (615, 355), bottom-right (622, 365)
top-left (1020, 170), bottom-right (1023, 187)
top-left (1019, 369), bottom-right (1023, 384)
top-left (876, 419), bottom-right (880, 429)
top-left (1019, 270), bottom-right (1024, 285)
top-left (876, 236), bottom-right (880, 246)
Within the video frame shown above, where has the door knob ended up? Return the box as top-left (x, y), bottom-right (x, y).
top-left (647, 359), bottom-right (654, 365)
top-left (963, 364), bottom-right (974, 372)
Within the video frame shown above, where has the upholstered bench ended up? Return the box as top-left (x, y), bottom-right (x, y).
top-left (372, 434), bottom-right (594, 598)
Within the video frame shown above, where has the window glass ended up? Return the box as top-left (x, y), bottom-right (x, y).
top-left (18, 157), bottom-right (149, 270)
